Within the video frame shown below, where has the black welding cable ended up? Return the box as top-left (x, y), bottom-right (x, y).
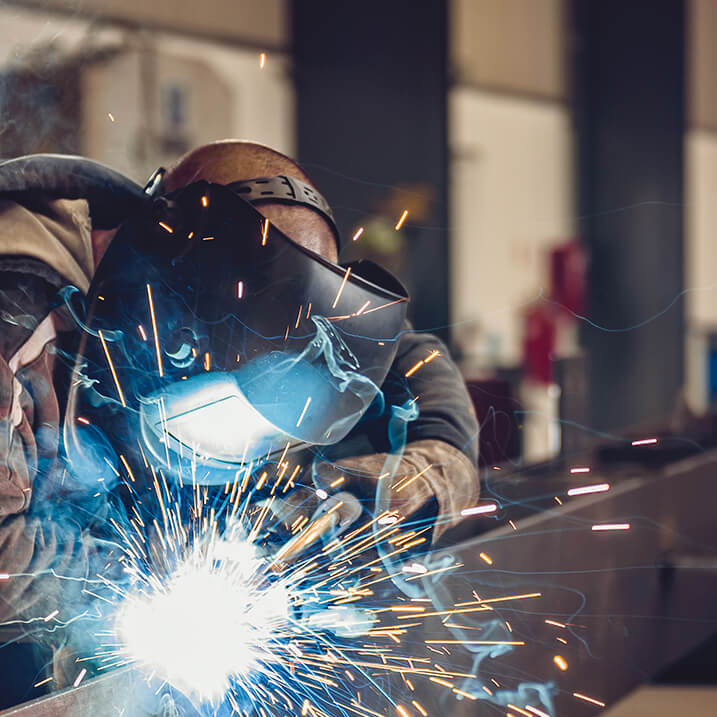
top-left (0, 153), bottom-right (148, 229)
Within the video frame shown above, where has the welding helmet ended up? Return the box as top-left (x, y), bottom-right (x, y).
top-left (66, 178), bottom-right (408, 485)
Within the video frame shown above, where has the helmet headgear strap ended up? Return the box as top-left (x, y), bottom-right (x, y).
top-left (145, 168), bottom-right (341, 251)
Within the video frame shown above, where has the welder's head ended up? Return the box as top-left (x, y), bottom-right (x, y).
top-left (161, 140), bottom-right (339, 263)
top-left (66, 140), bottom-right (408, 487)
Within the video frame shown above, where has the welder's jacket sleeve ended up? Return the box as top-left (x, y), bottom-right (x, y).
top-left (384, 322), bottom-right (480, 533)
top-left (391, 321), bottom-right (478, 467)
top-left (313, 321), bottom-right (480, 539)
top-left (0, 196), bottom-right (95, 292)
top-left (0, 198), bottom-right (100, 636)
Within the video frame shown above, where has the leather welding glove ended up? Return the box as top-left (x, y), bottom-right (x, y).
top-left (310, 439), bottom-right (479, 542)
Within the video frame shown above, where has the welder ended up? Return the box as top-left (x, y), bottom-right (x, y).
top-left (0, 141), bottom-right (478, 693)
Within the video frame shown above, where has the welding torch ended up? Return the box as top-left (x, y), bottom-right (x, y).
top-left (268, 491), bottom-right (362, 573)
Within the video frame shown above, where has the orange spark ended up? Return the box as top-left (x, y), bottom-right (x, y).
top-left (98, 329), bottom-right (127, 406)
top-left (146, 284), bottom-right (163, 377)
top-left (332, 266), bottom-right (352, 309)
top-left (573, 693), bottom-right (605, 707)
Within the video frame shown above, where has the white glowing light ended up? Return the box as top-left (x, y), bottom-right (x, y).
top-left (115, 537), bottom-right (290, 700)
top-left (139, 373), bottom-right (288, 477)
top-left (525, 706), bottom-right (552, 717)
top-left (304, 606), bottom-right (377, 638)
top-left (461, 503), bottom-right (497, 517)
top-left (567, 483), bottom-right (609, 496)
top-left (73, 668), bottom-right (87, 687)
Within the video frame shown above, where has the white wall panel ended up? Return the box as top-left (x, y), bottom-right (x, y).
top-left (449, 88), bottom-right (574, 366)
top-left (684, 130), bottom-right (717, 410)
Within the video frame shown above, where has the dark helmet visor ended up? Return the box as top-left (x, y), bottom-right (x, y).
top-left (72, 181), bottom-right (408, 483)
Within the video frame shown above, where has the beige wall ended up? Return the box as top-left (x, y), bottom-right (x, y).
top-left (451, 0), bottom-right (567, 99)
top-left (81, 33), bottom-right (295, 181)
top-left (82, 45), bottom-right (237, 180)
top-left (688, 0), bottom-right (717, 130)
top-left (684, 0), bottom-right (717, 409)
top-left (16, 0), bottom-right (288, 48)
top-left (0, 4), bottom-right (295, 182)
top-left (606, 687), bottom-right (717, 716)
top-left (0, 4), bottom-right (120, 66)
top-left (685, 133), bottom-right (717, 328)
top-left (684, 132), bottom-right (717, 410)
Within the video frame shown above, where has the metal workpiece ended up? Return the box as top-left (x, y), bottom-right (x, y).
top-left (0, 668), bottom-right (141, 717)
top-left (364, 452), bottom-right (717, 715)
top-left (5, 452), bottom-right (717, 716)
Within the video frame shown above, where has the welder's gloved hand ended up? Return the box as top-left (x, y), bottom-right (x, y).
top-left (312, 439), bottom-right (479, 542)
top-left (266, 486), bottom-right (318, 526)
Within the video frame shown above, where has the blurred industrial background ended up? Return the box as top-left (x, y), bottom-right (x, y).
top-left (0, 1), bottom-right (716, 714)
